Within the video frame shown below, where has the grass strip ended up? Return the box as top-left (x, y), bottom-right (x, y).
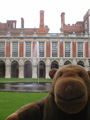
top-left (0, 92), bottom-right (48, 120)
top-left (0, 78), bottom-right (52, 82)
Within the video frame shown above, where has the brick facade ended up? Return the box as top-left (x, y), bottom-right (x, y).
top-left (60, 41), bottom-right (63, 57)
top-left (19, 41), bottom-right (24, 57)
top-left (6, 41), bottom-right (10, 57)
top-left (85, 41), bottom-right (88, 57)
top-left (72, 41), bottom-right (76, 57)
top-left (33, 41), bottom-right (37, 57)
top-left (0, 10), bottom-right (90, 78)
top-left (46, 41), bottom-right (50, 57)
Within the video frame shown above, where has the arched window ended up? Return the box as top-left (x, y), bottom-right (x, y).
top-left (37, 61), bottom-right (46, 78)
top-left (51, 61), bottom-right (59, 69)
top-left (11, 61), bottom-right (19, 78)
top-left (64, 61), bottom-right (71, 65)
top-left (77, 61), bottom-right (84, 67)
top-left (0, 61), bottom-right (5, 78)
top-left (24, 61), bottom-right (32, 78)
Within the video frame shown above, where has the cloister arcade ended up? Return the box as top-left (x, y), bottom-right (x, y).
top-left (0, 59), bottom-right (86, 78)
top-left (24, 61), bottom-right (32, 78)
top-left (0, 61), bottom-right (5, 78)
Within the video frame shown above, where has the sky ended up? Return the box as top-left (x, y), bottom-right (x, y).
top-left (0, 0), bottom-right (90, 33)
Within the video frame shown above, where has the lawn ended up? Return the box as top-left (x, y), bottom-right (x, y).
top-left (0, 92), bottom-right (48, 120)
top-left (0, 78), bottom-right (52, 82)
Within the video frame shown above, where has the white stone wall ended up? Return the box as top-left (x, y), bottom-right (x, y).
top-left (0, 34), bottom-right (90, 78)
top-left (3, 57), bottom-right (89, 79)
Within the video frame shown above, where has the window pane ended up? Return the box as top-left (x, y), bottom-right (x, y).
top-left (52, 42), bottom-right (58, 57)
top-left (12, 42), bottom-right (18, 57)
top-left (25, 42), bottom-right (31, 57)
top-left (0, 42), bottom-right (5, 57)
top-left (39, 42), bottom-right (44, 57)
top-left (78, 42), bottom-right (83, 57)
top-left (65, 42), bottom-right (71, 57)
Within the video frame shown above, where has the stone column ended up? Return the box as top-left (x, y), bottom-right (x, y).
top-left (73, 59), bottom-right (77, 65)
top-left (46, 59), bottom-right (50, 78)
top-left (85, 59), bottom-right (89, 71)
top-left (19, 59), bottom-right (24, 78)
top-left (5, 59), bottom-right (11, 78)
top-left (32, 59), bottom-right (37, 78)
top-left (59, 58), bottom-right (64, 68)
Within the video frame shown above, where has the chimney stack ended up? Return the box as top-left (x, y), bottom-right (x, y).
top-left (40, 10), bottom-right (44, 28)
top-left (61, 12), bottom-right (65, 25)
top-left (61, 12), bottom-right (65, 32)
top-left (21, 18), bottom-right (24, 28)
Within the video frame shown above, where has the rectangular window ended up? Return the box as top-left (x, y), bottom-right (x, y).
top-left (52, 42), bottom-right (58, 57)
top-left (0, 42), bottom-right (5, 57)
top-left (78, 42), bottom-right (83, 57)
top-left (12, 42), bottom-right (18, 57)
top-left (39, 42), bottom-right (44, 57)
top-left (25, 42), bottom-right (31, 57)
top-left (65, 42), bottom-right (71, 57)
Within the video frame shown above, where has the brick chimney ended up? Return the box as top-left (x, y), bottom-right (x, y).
top-left (61, 12), bottom-right (65, 25)
top-left (61, 12), bottom-right (65, 32)
top-left (21, 18), bottom-right (24, 28)
top-left (40, 10), bottom-right (44, 28)
top-left (61, 12), bottom-right (65, 24)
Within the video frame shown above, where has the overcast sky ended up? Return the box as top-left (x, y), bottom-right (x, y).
top-left (0, 0), bottom-right (90, 33)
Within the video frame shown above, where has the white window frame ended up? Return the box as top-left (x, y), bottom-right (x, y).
top-left (51, 41), bottom-right (59, 57)
top-left (39, 41), bottom-right (45, 57)
top-left (25, 41), bottom-right (31, 57)
top-left (0, 41), bottom-right (5, 57)
top-left (77, 42), bottom-right (84, 58)
top-left (11, 41), bottom-right (19, 57)
top-left (64, 41), bottom-right (72, 57)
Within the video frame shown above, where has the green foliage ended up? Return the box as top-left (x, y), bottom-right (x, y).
top-left (0, 92), bottom-right (48, 120)
top-left (0, 78), bottom-right (52, 82)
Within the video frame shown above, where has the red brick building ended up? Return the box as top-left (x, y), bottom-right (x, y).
top-left (0, 10), bottom-right (90, 78)
top-left (61, 9), bottom-right (90, 35)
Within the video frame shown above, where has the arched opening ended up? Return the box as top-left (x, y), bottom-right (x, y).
top-left (37, 61), bottom-right (46, 78)
top-left (51, 61), bottom-right (59, 69)
top-left (77, 61), bottom-right (84, 67)
top-left (0, 61), bottom-right (5, 78)
top-left (64, 61), bottom-right (71, 65)
top-left (11, 61), bottom-right (19, 78)
top-left (24, 61), bottom-right (32, 78)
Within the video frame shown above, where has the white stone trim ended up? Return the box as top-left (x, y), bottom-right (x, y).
top-left (18, 41), bottom-right (19, 57)
top-left (45, 41), bottom-right (46, 57)
top-left (58, 41), bottom-right (59, 57)
top-left (31, 41), bottom-right (33, 58)
top-left (4, 41), bottom-right (6, 57)
top-left (50, 41), bottom-right (52, 58)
